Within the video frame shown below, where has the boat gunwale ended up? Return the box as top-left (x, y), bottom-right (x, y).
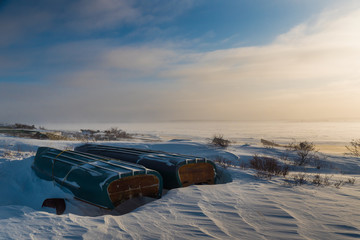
top-left (43, 151), bottom-right (147, 176)
top-left (77, 145), bottom-right (208, 166)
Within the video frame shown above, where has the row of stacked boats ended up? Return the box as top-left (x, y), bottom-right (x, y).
top-left (32, 144), bottom-right (217, 214)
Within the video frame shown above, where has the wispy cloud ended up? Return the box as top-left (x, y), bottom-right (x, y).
top-left (0, 0), bottom-right (195, 46)
top-left (166, 7), bottom-right (360, 84)
top-left (64, 0), bottom-right (141, 31)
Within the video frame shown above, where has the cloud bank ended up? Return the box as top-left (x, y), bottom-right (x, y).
top-left (1, 1), bottom-right (360, 123)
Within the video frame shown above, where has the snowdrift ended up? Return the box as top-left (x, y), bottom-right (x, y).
top-left (0, 135), bottom-right (359, 239)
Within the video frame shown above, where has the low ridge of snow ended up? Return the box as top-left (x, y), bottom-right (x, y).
top-left (0, 134), bottom-right (359, 239)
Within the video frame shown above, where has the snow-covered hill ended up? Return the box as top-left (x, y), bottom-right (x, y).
top-left (0, 135), bottom-right (359, 239)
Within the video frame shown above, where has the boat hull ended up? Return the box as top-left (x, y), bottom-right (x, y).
top-left (32, 147), bottom-right (162, 209)
top-left (75, 144), bottom-right (216, 189)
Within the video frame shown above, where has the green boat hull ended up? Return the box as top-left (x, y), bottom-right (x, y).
top-left (75, 144), bottom-right (217, 189)
top-left (32, 147), bottom-right (163, 209)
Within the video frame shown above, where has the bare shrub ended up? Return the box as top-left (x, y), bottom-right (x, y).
top-left (250, 155), bottom-right (289, 178)
top-left (285, 173), bottom-right (356, 188)
top-left (323, 175), bottom-right (331, 186)
top-left (345, 139), bottom-right (360, 157)
top-left (297, 174), bottom-right (334, 187)
top-left (293, 174), bottom-right (307, 185)
top-left (287, 141), bottom-right (318, 166)
top-left (211, 135), bottom-right (230, 148)
top-left (281, 166), bottom-right (289, 177)
top-left (346, 178), bottom-right (356, 185)
top-left (333, 178), bottom-right (356, 188)
top-left (104, 127), bottom-right (132, 140)
top-left (250, 155), bottom-right (278, 173)
top-left (334, 180), bottom-right (344, 189)
top-left (312, 174), bottom-right (322, 186)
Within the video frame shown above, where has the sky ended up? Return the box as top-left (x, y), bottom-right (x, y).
top-left (1, 0), bottom-right (360, 124)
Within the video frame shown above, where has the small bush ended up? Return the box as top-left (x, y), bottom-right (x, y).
top-left (285, 173), bottom-right (356, 188)
top-left (287, 141), bottom-right (318, 166)
top-left (334, 180), bottom-right (344, 189)
top-left (104, 127), bottom-right (132, 140)
top-left (308, 174), bottom-right (332, 187)
top-left (323, 175), bottom-right (331, 186)
top-left (312, 174), bottom-right (321, 186)
top-left (293, 174), bottom-right (307, 185)
top-left (211, 135), bottom-right (230, 148)
top-left (345, 139), bottom-right (360, 157)
top-left (250, 155), bottom-right (289, 178)
top-left (346, 178), bottom-right (356, 185)
top-left (250, 155), bottom-right (279, 173)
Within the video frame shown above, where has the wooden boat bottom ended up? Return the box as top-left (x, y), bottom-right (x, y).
top-left (108, 175), bottom-right (160, 207)
top-left (178, 163), bottom-right (215, 187)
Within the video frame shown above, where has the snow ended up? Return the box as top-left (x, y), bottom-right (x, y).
top-left (0, 131), bottom-right (359, 239)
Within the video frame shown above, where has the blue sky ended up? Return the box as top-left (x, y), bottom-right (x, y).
top-left (1, 0), bottom-right (360, 123)
top-left (0, 0), bottom-right (337, 52)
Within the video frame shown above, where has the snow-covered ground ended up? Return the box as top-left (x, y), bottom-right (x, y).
top-left (0, 133), bottom-right (359, 239)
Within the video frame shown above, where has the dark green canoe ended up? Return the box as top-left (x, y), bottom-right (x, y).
top-left (32, 147), bottom-right (163, 209)
top-left (74, 144), bottom-right (216, 189)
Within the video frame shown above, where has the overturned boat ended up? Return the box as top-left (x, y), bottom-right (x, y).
top-left (74, 144), bottom-right (216, 189)
top-left (32, 147), bottom-right (163, 210)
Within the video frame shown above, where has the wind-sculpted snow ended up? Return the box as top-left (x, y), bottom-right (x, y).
top-left (0, 135), bottom-right (359, 239)
top-left (0, 156), bottom-right (70, 210)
